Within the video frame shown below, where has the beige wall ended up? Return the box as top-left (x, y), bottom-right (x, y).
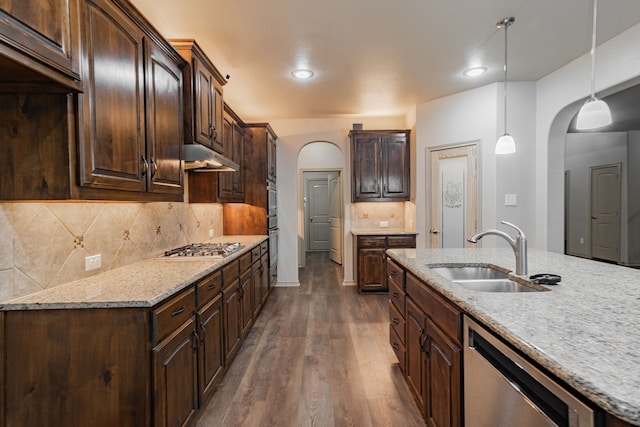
top-left (0, 201), bottom-right (223, 301)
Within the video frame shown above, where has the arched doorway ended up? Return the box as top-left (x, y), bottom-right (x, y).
top-left (297, 141), bottom-right (345, 269)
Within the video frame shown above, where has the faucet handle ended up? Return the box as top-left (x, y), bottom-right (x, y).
top-left (500, 220), bottom-right (526, 238)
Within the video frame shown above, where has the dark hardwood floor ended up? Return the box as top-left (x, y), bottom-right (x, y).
top-left (196, 251), bottom-right (425, 427)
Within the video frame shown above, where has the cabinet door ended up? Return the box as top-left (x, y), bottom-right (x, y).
top-left (261, 255), bottom-right (270, 305)
top-left (382, 132), bottom-right (410, 199)
top-left (218, 115), bottom-right (235, 199)
top-left (358, 247), bottom-right (387, 292)
top-left (232, 124), bottom-right (245, 199)
top-left (152, 319), bottom-right (198, 427)
top-left (197, 293), bottom-right (224, 403)
top-left (405, 298), bottom-right (427, 410)
top-left (223, 280), bottom-right (242, 362)
top-left (267, 130), bottom-right (277, 182)
top-left (193, 56), bottom-right (214, 149)
top-left (0, 0), bottom-right (81, 82)
top-left (144, 38), bottom-right (184, 195)
top-left (425, 319), bottom-right (462, 427)
top-left (79, 0), bottom-right (146, 192)
top-left (252, 261), bottom-right (263, 317)
top-left (212, 85), bottom-right (224, 152)
top-left (240, 268), bottom-right (253, 337)
top-left (352, 134), bottom-right (381, 201)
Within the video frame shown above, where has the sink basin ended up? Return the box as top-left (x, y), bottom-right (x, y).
top-left (428, 265), bottom-right (547, 293)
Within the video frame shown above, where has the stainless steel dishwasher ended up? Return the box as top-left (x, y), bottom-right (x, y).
top-left (463, 316), bottom-right (598, 427)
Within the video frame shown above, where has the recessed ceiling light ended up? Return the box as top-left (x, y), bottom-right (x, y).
top-left (463, 67), bottom-right (487, 77)
top-left (292, 69), bottom-right (314, 79)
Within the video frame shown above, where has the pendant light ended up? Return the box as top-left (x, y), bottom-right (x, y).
top-left (495, 17), bottom-right (516, 155)
top-left (576, 0), bottom-right (612, 130)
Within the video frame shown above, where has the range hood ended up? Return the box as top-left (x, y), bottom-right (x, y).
top-left (183, 144), bottom-right (239, 172)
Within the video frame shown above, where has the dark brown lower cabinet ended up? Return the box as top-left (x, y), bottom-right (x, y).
top-left (0, 240), bottom-right (270, 427)
top-left (240, 267), bottom-right (253, 337)
top-left (197, 293), bottom-right (225, 403)
top-left (425, 319), bottom-right (461, 427)
top-left (152, 318), bottom-right (199, 427)
top-left (356, 234), bottom-right (416, 293)
top-left (402, 270), bottom-right (462, 426)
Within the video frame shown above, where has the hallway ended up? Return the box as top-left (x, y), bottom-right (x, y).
top-left (196, 252), bottom-right (425, 426)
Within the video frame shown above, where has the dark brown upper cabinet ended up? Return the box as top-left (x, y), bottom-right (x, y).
top-left (76, 0), bottom-right (185, 200)
top-left (350, 130), bottom-right (410, 202)
top-left (0, 0), bottom-right (186, 201)
top-left (171, 39), bottom-right (226, 154)
top-left (0, 0), bottom-right (82, 90)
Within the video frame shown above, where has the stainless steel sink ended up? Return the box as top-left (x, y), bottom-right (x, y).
top-left (428, 265), bottom-right (547, 293)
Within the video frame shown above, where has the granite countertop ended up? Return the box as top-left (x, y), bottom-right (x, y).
top-left (0, 235), bottom-right (267, 311)
top-left (351, 228), bottom-right (418, 236)
top-left (386, 247), bottom-right (640, 425)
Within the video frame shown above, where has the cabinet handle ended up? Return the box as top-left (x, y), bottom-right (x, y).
top-left (390, 270), bottom-right (397, 277)
top-left (199, 322), bottom-right (206, 343)
top-left (392, 317), bottom-right (400, 326)
top-left (150, 157), bottom-right (158, 178)
top-left (420, 331), bottom-right (430, 355)
top-left (391, 292), bottom-right (399, 299)
top-left (192, 330), bottom-right (200, 352)
top-left (212, 126), bottom-right (218, 140)
top-left (207, 284), bottom-right (217, 291)
top-left (392, 343), bottom-right (400, 352)
top-left (171, 305), bottom-right (185, 317)
top-left (141, 156), bottom-right (149, 176)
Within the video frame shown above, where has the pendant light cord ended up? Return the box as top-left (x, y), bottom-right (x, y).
top-left (589, 0), bottom-right (598, 100)
top-left (503, 20), bottom-right (508, 134)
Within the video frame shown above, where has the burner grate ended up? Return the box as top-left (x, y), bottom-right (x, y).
top-left (163, 242), bottom-right (242, 258)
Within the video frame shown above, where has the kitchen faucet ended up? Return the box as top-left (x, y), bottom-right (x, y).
top-left (467, 221), bottom-right (527, 276)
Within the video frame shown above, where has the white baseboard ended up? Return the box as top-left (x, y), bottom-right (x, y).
top-left (342, 280), bottom-right (356, 287)
top-left (273, 281), bottom-right (300, 287)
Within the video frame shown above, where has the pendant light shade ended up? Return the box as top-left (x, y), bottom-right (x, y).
top-left (576, 0), bottom-right (612, 130)
top-left (495, 133), bottom-right (516, 155)
top-left (496, 17), bottom-right (515, 155)
top-left (576, 97), bottom-right (612, 130)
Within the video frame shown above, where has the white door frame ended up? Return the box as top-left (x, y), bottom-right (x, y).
top-left (426, 140), bottom-right (481, 248)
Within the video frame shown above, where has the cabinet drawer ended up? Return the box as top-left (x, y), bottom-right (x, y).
top-left (251, 245), bottom-right (261, 263)
top-left (387, 235), bottom-right (416, 248)
top-left (151, 287), bottom-right (196, 343)
top-left (389, 327), bottom-right (406, 372)
top-left (406, 273), bottom-right (462, 344)
top-left (387, 259), bottom-right (405, 290)
top-left (260, 240), bottom-right (268, 255)
top-left (389, 301), bottom-right (405, 344)
top-left (222, 260), bottom-right (239, 285)
top-left (357, 236), bottom-right (386, 248)
top-left (196, 269), bottom-right (222, 307)
top-left (389, 278), bottom-right (405, 314)
top-left (239, 252), bottom-right (252, 273)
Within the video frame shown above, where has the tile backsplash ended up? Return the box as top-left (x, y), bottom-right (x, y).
top-left (351, 202), bottom-right (407, 229)
top-left (0, 201), bottom-right (223, 301)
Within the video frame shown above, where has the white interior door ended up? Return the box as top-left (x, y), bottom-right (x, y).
top-left (328, 172), bottom-right (343, 264)
top-left (429, 144), bottom-right (478, 248)
top-left (307, 177), bottom-right (330, 251)
top-left (591, 164), bottom-right (621, 262)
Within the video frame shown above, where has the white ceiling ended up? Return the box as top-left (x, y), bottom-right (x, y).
top-left (130, 0), bottom-right (640, 122)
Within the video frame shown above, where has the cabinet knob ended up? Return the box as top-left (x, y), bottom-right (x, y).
top-left (430, 229), bottom-right (439, 234)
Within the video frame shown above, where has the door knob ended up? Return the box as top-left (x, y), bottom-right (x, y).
top-left (591, 216), bottom-right (597, 220)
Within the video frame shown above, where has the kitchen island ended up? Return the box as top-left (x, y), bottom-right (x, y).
top-left (387, 247), bottom-right (640, 426)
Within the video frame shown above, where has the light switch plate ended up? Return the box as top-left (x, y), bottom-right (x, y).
top-left (505, 194), bottom-right (517, 206)
top-left (380, 221), bottom-right (389, 228)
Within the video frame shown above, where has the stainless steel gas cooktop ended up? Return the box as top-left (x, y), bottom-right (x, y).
top-left (162, 242), bottom-right (243, 258)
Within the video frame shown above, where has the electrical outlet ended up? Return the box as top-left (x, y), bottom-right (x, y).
top-left (209, 229), bottom-right (215, 238)
top-left (85, 254), bottom-right (102, 271)
top-left (580, 237), bottom-right (584, 244)
top-left (380, 221), bottom-right (389, 228)
top-left (505, 194), bottom-right (517, 206)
